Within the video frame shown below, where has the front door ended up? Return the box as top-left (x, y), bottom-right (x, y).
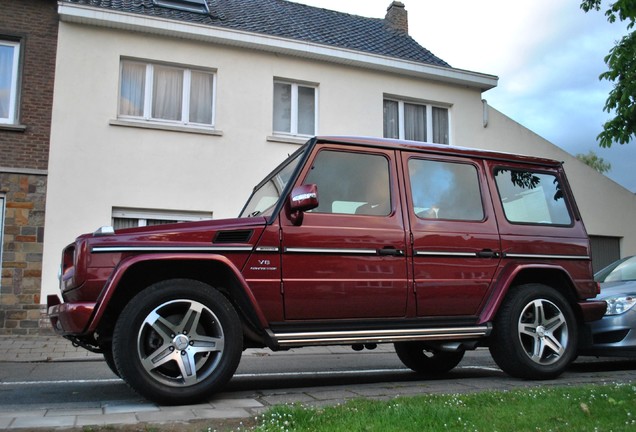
top-left (401, 152), bottom-right (501, 317)
top-left (280, 145), bottom-right (409, 320)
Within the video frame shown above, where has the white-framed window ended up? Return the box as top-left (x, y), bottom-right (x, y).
top-left (273, 80), bottom-right (317, 136)
top-left (383, 97), bottom-right (450, 144)
top-left (0, 39), bottom-right (21, 125)
top-left (118, 59), bottom-right (216, 128)
top-left (112, 207), bottom-right (213, 230)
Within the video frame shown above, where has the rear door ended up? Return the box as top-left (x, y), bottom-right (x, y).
top-left (280, 144), bottom-right (410, 320)
top-left (401, 152), bottom-right (501, 317)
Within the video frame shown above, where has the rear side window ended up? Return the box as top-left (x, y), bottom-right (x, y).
top-left (494, 168), bottom-right (571, 225)
top-left (303, 150), bottom-right (391, 216)
top-left (408, 159), bottom-right (484, 221)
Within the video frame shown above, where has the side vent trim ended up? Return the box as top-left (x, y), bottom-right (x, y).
top-left (214, 230), bottom-right (253, 244)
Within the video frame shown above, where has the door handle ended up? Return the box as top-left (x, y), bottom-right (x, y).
top-left (378, 247), bottom-right (404, 257)
top-left (476, 249), bottom-right (499, 258)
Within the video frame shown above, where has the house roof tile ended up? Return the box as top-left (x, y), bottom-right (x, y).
top-left (61, 0), bottom-right (451, 68)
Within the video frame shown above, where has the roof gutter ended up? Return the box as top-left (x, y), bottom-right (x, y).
top-left (58, 3), bottom-right (498, 91)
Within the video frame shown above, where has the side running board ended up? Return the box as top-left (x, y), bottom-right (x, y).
top-left (272, 325), bottom-right (491, 347)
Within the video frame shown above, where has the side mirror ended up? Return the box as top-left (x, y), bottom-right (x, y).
top-left (288, 184), bottom-right (318, 225)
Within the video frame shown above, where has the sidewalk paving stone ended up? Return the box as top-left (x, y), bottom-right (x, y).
top-left (10, 415), bottom-right (76, 429)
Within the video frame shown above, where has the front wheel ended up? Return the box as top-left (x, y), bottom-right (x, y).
top-left (489, 284), bottom-right (578, 379)
top-left (112, 279), bottom-right (243, 405)
top-left (394, 341), bottom-right (465, 375)
top-left (101, 343), bottom-right (120, 377)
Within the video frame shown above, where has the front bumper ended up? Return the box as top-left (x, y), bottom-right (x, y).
top-left (578, 300), bottom-right (608, 322)
top-left (47, 294), bottom-right (96, 335)
top-left (579, 307), bottom-right (636, 357)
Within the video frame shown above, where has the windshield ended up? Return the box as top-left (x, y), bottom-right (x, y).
top-left (595, 255), bottom-right (636, 283)
top-left (239, 146), bottom-right (306, 218)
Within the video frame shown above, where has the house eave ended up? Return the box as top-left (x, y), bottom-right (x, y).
top-left (58, 3), bottom-right (498, 91)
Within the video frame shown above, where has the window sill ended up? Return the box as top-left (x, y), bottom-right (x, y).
top-left (0, 123), bottom-right (27, 132)
top-left (266, 135), bottom-right (310, 145)
top-left (110, 119), bottom-right (223, 136)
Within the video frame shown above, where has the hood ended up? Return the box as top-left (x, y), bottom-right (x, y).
top-left (82, 216), bottom-right (269, 249)
top-left (598, 280), bottom-right (636, 299)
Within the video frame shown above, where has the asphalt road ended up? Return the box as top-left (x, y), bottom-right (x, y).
top-left (1, 347), bottom-right (635, 411)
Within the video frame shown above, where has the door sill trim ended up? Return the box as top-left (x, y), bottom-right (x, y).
top-left (273, 325), bottom-right (491, 347)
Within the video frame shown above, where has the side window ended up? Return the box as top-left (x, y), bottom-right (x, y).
top-left (408, 159), bottom-right (484, 221)
top-left (494, 168), bottom-right (572, 225)
top-left (273, 80), bottom-right (317, 136)
top-left (383, 98), bottom-right (449, 144)
top-left (303, 150), bottom-right (391, 216)
top-left (119, 59), bottom-right (216, 127)
top-left (0, 39), bottom-right (21, 125)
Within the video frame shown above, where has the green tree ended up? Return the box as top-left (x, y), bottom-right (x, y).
top-left (580, 0), bottom-right (636, 147)
top-left (576, 150), bottom-right (612, 173)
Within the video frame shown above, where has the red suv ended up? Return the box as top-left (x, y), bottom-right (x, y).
top-left (48, 136), bottom-right (606, 405)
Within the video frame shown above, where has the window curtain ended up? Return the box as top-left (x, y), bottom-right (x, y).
top-left (119, 61), bottom-right (146, 117)
top-left (189, 71), bottom-right (213, 125)
top-left (432, 107), bottom-right (449, 144)
top-left (404, 102), bottom-right (426, 142)
top-left (383, 100), bottom-right (399, 139)
top-left (152, 65), bottom-right (183, 121)
top-left (297, 86), bottom-right (315, 135)
top-left (0, 44), bottom-right (15, 119)
top-left (273, 82), bottom-right (291, 133)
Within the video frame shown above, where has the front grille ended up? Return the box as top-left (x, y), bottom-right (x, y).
top-left (213, 230), bottom-right (253, 244)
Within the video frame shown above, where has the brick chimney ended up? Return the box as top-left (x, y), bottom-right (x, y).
top-left (385, 1), bottom-right (408, 34)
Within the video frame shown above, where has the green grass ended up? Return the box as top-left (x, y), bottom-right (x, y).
top-left (247, 383), bottom-right (636, 432)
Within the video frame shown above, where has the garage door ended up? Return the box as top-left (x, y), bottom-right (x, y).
top-left (590, 236), bottom-right (621, 273)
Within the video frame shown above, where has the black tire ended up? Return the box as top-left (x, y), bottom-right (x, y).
top-left (102, 344), bottom-right (120, 377)
top-left (394, 341), bottom-right (465, 375)
top-left (489, 284), bottom-right (578, 380)
top-left (112, 279), bottom-right (243, 405)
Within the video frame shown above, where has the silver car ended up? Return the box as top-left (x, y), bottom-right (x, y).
top-left (580, 256), bottom-right (636, 357)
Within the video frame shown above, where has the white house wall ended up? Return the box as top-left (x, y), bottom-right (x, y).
top-left (42, 20), bottom-right (636, 300)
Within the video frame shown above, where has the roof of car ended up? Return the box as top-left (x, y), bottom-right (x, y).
top-left (314, 136), bottom-right (563, 167)
top-left (60, 0), bottom-right (450, 68)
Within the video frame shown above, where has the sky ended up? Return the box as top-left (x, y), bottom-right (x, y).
top-left (296, 0), bottom-right (635, 193)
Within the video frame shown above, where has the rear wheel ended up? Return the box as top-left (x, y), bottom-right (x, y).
top-left (394, 342), bottom-right (465, 375)
top-left (489, 284), bottom-right (577, 379)
top-left (112, 279), bottom-right (243, 405)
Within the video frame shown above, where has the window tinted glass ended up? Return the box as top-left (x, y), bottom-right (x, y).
top-left (598, 256), bottom-right (636, 282)
top-left (408, 159), bottom-right (484, 220)
top-left (494, 168), bottom-right (571, 225)
top-left (240, 149), bottom-right (304, 218)
top-left (304, 150), bottom-right (391, 216)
